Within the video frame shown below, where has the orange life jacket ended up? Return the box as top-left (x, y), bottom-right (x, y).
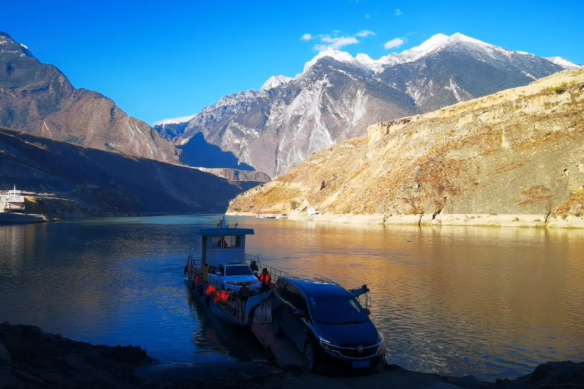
top-left (259, 273), bottom-right (271, 285)
top-left (215, 290), bottom-right (229, 304)
top-left (206, 285), bottom-right (216, 296)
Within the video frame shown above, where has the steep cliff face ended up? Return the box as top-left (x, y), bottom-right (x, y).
top-left (169, 33), bottom-right (575, 178)
top-left (227, 70), bottom-right (584, 228)
top-left (0, 128), bottom-right (253, 216)
top-left (0, 32), bottom-right (177, 163)
top-left (195, 168), bottom-right (270, 183)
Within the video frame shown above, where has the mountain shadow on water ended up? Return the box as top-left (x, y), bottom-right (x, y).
top-left (178, 133), bottom-right (255, 171)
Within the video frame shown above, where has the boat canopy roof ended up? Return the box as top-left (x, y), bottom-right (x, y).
top-left (197, 228), bottom-right (254, 237)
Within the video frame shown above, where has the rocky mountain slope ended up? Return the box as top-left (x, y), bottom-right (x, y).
top-left (227, 69), bottom-right (584, 228)
top-left (0, 31), bottom-right (177, 163)
top-left (195, 167), bottom-right (270, 183)
top-left (162, 33), bottom-right (579, 178)
top-left (0, 127), bottom-right (257, 217)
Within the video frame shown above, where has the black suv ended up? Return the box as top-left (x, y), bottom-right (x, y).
top-left (272, 276), bottom-right (386, 374)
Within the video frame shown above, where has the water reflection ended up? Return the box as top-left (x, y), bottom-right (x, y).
top-left (239, 218), bottom-right (584, 379)
top-left (187, 292), bottom-right (266, 362)
top-left (0, 216), bottom-right (583, 380)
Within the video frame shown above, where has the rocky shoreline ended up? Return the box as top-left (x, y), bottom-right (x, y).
top-left (1, 323), bottom-right (582, 389)
top-left (227, 211), bottom-right (584, 229)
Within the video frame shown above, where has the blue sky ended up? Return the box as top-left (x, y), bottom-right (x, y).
top-left (1, 0), bottom-right (582, 125)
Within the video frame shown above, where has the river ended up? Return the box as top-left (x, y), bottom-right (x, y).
top-left (0, 215), bottom-right (582, 380)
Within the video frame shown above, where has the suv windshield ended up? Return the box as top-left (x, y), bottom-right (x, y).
top-left (308, 296), bottom-right (368, 325)
top-left (225, 265), bottom-right (253, 277)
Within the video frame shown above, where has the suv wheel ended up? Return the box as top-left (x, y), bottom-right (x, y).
top-left (304, 342), bottom-right (316, 373)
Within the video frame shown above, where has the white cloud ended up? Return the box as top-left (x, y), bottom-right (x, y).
top-left (365, 13), bottom-right (370, 19)
top-left (303, 29), bottom-right (376, 52)
top-left (356, 30), bottom-right (375, 38)
top-left (315, 36), bottom-right (359, 51)
top-left (384, 38), bottom-right (405, 50)
top-left (395, 8), bottom-right (403, 16)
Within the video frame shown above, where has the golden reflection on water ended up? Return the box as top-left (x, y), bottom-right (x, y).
top-left (1, 217), bottom-right (582, 379)
top-left (240, 218), bottom-right (584, 378)
top-left (0, 224), bottom-right (48, 276)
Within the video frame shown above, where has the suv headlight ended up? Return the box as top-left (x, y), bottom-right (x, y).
top-left (319, 336), bottom-right (340, 352)
top-left (377, 332), bottom-right (386, 352)
top-left (319, 336), bottom-right (332, 350)
top-left (226, 281), bottom-right (238, 285)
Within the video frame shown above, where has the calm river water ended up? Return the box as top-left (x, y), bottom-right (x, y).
top-left (0, 215), bottom-right (583, 380)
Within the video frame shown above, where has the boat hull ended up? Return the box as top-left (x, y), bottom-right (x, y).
top-left (187, 279), bottom-right (248, 328)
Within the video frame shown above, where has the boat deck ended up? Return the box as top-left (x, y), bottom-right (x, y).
top-left (250, 298), bottom-right (305, 369)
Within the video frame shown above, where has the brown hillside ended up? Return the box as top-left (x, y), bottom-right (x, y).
top-left (228, 70), bottom-right (584, 228)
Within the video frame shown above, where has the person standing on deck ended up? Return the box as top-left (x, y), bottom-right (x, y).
top-left (203, 263), bottom-right (210, 282)
top-left (259, 268), bottom-right (271, 292)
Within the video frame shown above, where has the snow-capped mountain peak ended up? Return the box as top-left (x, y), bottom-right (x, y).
top-left (153, 114), bottom-right (196, 126)
top-left (389, 33), bottom-right (495, 64)
top-left (261, 75), bottom-right (292, 91)
top-left (301, 33), bottom-right (498, 75)
top-left (403, 33), bottom-right (450, 56)
top-left (302, 48), bottom-right (372, 73)
top-left (168, 32), bottom-right (578, 178)
top-left (545, 57), bottom-right (582, 70)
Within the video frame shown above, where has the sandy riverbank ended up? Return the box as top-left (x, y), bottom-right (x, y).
top-left (1, 323), bottom-right (582, 389)
top-left (227, 211), bottom-right (584, 228)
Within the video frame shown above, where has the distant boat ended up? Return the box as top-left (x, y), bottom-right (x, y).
top-left (307, 207), bottom-right (319, 216)
top-left (3, 185), bottom-right (25, 212)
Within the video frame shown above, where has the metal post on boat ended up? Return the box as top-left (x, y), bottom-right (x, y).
top-left (218, 215), bottom-right (227, 229)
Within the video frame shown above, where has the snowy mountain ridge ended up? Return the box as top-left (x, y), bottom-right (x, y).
top-left (153, 114), bottom-right (197, 126)
top-left (154, 32), bottom-right (578, 178)
top-left (300, 32), bottom-right (580, 76)
top-left (261, 75), bottom-right (293, 91)
top-left (545, 56), bottom-right (582, 70)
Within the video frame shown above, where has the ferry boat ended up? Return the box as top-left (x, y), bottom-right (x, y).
top-left (2, 186), bottom-right (25, 212)
top-left (184, 216), bottom-right (281, 327)
top-left (183, 216), bottom-right (381, 372)
top-left (184, 216), bottom-right (371, 328)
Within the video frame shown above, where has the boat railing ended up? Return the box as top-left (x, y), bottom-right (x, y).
top-left (185, 256), bottom-right (254, 324)
top-left (244, 254), bottom-right (259, 262)
top-left (244, 254), bottom-right (288, 284)
top-left (187, 253), bottom-right (287, 285)
top-left (251, 298), bottom-right (272, 324)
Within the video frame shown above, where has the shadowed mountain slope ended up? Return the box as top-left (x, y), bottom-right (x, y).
top-left (0, 127), bottom-right (256, 216)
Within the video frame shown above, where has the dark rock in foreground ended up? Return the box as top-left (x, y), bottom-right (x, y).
top-left (0, 322), bottom-right (149, 388)
top-left (497, 361), bottom-right (584, 389)
top-left (0, 322), bottom-right (582, 389)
